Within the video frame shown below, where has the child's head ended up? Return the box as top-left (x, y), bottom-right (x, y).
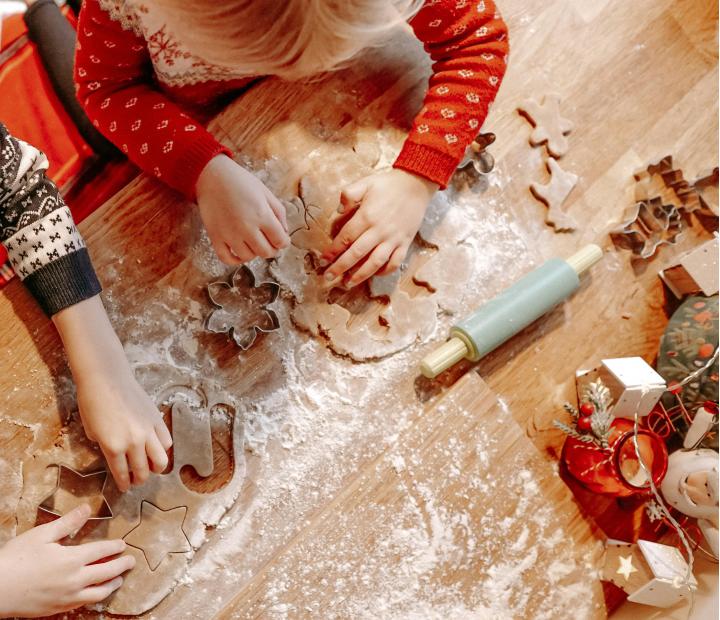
top-left (151, 0), bottom-right (422, 80)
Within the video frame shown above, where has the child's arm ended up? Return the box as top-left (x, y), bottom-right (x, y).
top-left (0, 505), bottom-right (133, 617)
top-left (323, 0), bottom-right (509, 285)
top-left (0, 122), bottom-right (171, 491)
top-left (74, 1), bottom-right (289, 264)
top-left (52, 296), bottom-right (173, 490)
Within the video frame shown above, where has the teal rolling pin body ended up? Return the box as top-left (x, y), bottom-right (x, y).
top-left (420, 244), bottom-right (603, 378)
top-left (453, 257), bottom-right (579, 360)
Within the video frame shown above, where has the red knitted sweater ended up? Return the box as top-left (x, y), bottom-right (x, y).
top-left (74, 0), bottom-right (508, 199)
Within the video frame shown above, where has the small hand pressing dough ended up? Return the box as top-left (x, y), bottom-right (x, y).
top-left (264, 123), bottom-right (442, 360)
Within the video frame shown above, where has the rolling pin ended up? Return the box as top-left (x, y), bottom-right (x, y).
top-left (420, 244), bottom-right (603, 378)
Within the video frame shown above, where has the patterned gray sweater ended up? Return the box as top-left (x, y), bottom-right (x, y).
top-left (0, 122), bottom-right (101, 315)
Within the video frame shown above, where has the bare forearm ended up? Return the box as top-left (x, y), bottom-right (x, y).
top-left (52, 295), bottom-right (129, 386)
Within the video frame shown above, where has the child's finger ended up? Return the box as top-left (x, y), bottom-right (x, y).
top-left (82, 554), bottom-right (135, 587)
top-left (323, 212), bottom-right (369, 263)
top-left (347, 242), bottom-right (395, 287)
top-left (37, 504), bottom-right (92, 542)
top-left (155, 421), bottom-right (173, 451)
top-left (75, 539), bottom-right (127, 564)
top-left (77, 575), bottom-right (124, 605)
top-left (146, 435), bottom-right (169, 474)
top-left (339, 178), bottom-right (369, 213)
top-left (228, 242), bottom-right (254, 264)
top-left (128, 445), bottom-right (150, 486)
top-left (249, 232), bottom-right (276, 259)
top-left (377, 245), bottom-right (408, 276)
top-left (267, 194), bottom-right (289, 233)
top-left (326, 229), bottom-right (379, 280)
top-left (213, 241), bottom-right (243, 266)
top-left (262, 217), bottom-right (290, 250)
top-left (107, 453), bottom-right (131, 492)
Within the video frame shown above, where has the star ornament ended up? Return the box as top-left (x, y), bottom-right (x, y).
top-left (616, 554), bottom-right (638, 581)
top-left (124, 502), bottom-right (192, 571)
top-left (39, 465), bottom-right (112, 520)
top-left (205, 266), bottom-right (280, 350)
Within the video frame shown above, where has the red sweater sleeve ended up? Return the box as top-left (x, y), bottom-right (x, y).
top-left (394, 0), bottom-right (509, 189)
top-left (73, 0), bottom-right (231, 200)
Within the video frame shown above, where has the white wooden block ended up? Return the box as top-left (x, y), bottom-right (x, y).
top-left (598, 357), bottom-right (666, 419)
top-left (659, 236), bottom-right (719, 299)
top-left (626, 540), bottom-right (698, 607)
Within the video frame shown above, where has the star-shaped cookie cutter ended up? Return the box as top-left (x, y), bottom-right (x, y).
top-left (205, 265), bottom-right (281, 350)
top-left (38, 464), bottom-right (113, 520)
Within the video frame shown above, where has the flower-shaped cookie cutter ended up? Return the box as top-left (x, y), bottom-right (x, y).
top-left (205, 266), bottom-right (281, 349)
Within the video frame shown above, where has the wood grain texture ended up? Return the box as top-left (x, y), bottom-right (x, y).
top-left (0, 0), bottom-right (716, 617)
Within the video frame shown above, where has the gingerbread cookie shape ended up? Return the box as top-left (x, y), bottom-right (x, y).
top-left (530, 157), bottom-right (578, 232)
top-left (518, 94), bottom-right (574, 158)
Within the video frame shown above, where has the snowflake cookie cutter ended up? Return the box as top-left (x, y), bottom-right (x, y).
top-left (38, 464), bottom-right (113, 521)
top-left (205, 265), bottom-right (281, 350)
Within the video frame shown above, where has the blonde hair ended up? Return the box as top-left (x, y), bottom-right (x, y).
top-left (151, 0), bottom-right (423, 80)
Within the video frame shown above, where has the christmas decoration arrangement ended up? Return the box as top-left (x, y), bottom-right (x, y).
top-left (554, 224), bottom-right (718, 610)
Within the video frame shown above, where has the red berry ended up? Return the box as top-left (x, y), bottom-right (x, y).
top-left (577, 416), bottom-right (593, 432)
top-left (579, 402), bottom-right (595, 416)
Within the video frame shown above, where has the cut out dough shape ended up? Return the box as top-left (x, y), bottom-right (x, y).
top-left (518, 94), bottom-right (573, 158)
top-left (124, 502), bottom-right (192, 571)
top-left (39, 465), bottom-right (112, 519)
top-left (265, 123), bottom-right (442, 360)
top-left (16, 376), bottom-right (246, 616)
top-left (530, 157), bottom-right (578, 231)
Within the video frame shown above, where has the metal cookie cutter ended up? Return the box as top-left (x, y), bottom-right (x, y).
top-left (38, 464), bottom-right (113, 520)
top-left (610, 198), bottom-right (683, 259)
top-left (205, 265), bottom-right (281, 350)
top-left (457, 132), bottom-right (496, 175)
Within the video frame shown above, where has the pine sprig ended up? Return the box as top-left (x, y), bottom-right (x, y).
top-left (585, 380), bottom-right (614, 448)
top-left (555, 378), bottom-right (615, 448)
top-left (564, 403), bottom-right (579, 420)
top-left (553, 420), bottom-right (599, 444)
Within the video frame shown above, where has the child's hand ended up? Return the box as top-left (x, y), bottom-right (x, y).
top-left (52, 296), bottom-right (173, 493)
top-left (196, 155), bottom-right (290, 265)
top-left (0, 505), bottom-right (134, 618)
top-left (321, 169), bottom-right (438, 286)
top-left (77, 366), bottom-right (173, 492)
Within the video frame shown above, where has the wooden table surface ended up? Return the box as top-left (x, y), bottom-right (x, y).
top-left (0, 0), bottom-right (717, 618)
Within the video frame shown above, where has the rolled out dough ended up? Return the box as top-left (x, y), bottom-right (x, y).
top-left (263, 123), bottom-right (474, 360)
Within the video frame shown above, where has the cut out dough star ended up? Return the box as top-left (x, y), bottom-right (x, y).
top-left (39, 465), bottom-right (112, 519)
top-left (124, 502), bottom-right (192, 570)
top-left (616, 554), bottom-right (638, 580)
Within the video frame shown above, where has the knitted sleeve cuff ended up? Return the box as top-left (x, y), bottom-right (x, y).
top-left (393, 141), bottom-right (460, 190)
top-left (167, 135), bottom-right (233, 201)
top-left (23, 248), bottom-right (102, 316)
